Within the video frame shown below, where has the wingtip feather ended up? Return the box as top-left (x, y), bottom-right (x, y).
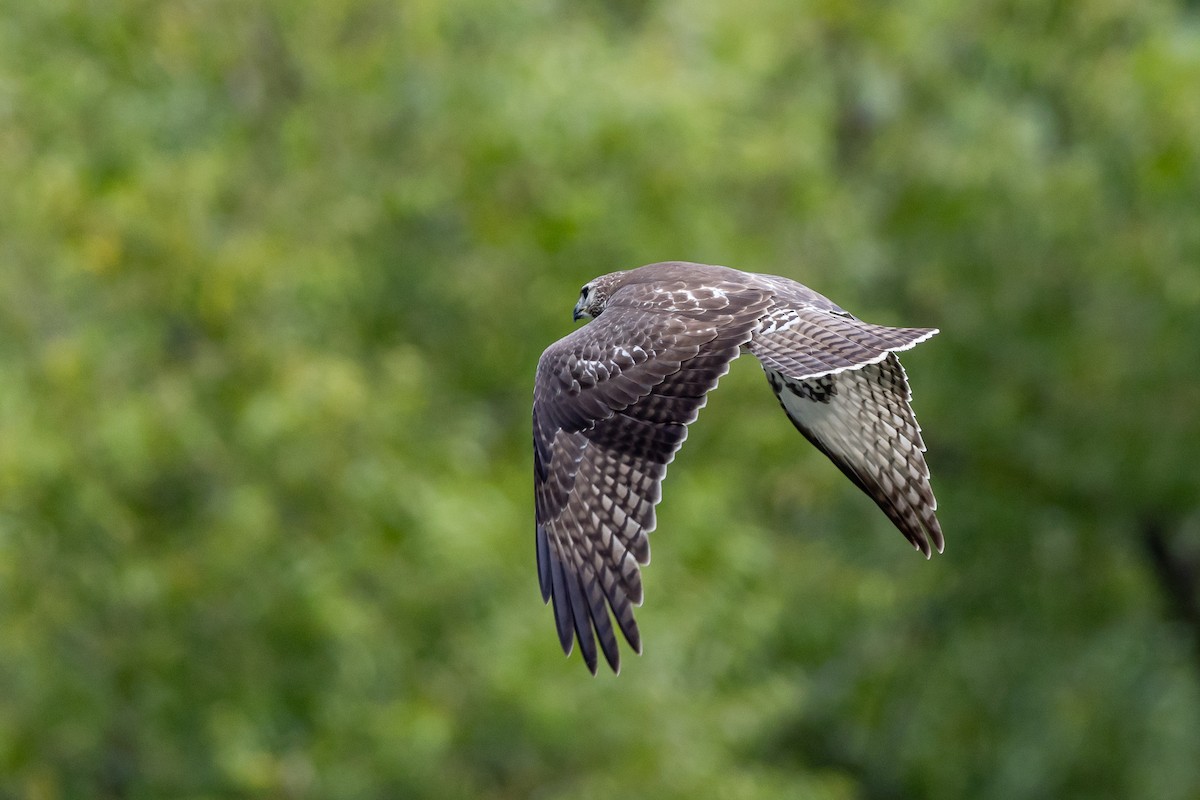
top-left (535, 525), bottom-right (552, 603)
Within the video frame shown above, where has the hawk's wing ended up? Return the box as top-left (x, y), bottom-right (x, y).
top-left (749, 304), bottom-right (942, 556)
top-left (533, 282), bottom-right (771, 673)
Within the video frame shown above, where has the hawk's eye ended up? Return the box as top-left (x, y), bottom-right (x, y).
top-left (580, 287), bottom-right (590, 301)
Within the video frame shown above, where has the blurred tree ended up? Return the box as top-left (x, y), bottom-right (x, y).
top-left (0, 0), bottom-right (1197, 797)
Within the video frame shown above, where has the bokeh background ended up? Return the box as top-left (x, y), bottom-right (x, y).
top-left (3, 1), bottom-right (1200, 797)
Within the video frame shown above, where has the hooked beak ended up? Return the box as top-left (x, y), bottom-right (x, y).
top-left (572, 303), bottom-right (585, 322)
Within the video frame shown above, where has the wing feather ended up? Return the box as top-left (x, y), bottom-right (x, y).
top-left (533, 279), bottom-right (771, 673)
top-left (765, 354), bottom-right (943, 556)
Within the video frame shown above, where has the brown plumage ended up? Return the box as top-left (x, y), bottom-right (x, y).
top-left (533, 262), bottom-right (941, 673)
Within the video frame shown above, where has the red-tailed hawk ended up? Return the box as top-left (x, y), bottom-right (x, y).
top-left (533, 262), bottom-right (941, 673)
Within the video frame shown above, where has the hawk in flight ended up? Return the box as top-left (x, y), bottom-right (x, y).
top-left (533, 262), bottom-right (941, 673)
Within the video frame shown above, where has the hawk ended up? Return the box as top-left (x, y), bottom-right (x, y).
top-left (533, 261), bottom-right (941, 673)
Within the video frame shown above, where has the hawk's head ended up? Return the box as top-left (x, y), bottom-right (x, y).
top-left (572, 272), bottom-right (625, 321)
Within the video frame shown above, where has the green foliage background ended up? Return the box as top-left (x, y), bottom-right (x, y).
top-left (2, 0), bottom-right (1200, 797)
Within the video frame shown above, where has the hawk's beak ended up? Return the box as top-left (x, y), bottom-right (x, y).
top-left (573, 304), bottom-right (585, 322)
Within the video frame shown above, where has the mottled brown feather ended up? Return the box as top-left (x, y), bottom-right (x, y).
top-left (533, 262), bottom-right (941, 673)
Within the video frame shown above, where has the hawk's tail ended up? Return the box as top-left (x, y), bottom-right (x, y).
top-left (750, 309), bottom-right (937, 380)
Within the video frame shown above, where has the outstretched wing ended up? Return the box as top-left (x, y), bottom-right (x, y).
top-left (750, 305), bottom-right (942, 556)
top-left (534, 281), bottom-right (771, 673)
